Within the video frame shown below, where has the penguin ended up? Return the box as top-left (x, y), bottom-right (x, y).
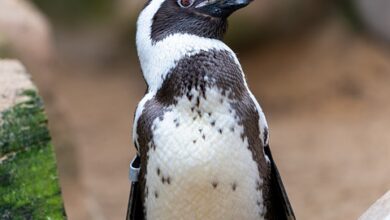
top-left (127, 0), bottom-right (296, 219)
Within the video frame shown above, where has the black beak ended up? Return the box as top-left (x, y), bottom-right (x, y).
top-left (196, 0), bottom-right (252, 18)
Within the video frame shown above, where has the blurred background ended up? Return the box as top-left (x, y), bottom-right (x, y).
top-left (1, 0), bottom-right (390, 219)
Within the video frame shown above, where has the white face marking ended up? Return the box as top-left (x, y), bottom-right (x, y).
top-left (144, 88), bottom-right (266, 219)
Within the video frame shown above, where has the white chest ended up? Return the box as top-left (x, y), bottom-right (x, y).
top-left (144, 88), bottom-right (266, 220)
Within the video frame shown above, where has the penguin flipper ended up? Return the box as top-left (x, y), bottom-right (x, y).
top-left (126, 181), bottom-right (145, 220)
top-left (126, 156), bottom-right (145, 220)
top-left (264, 145), bottom-right (296, 220)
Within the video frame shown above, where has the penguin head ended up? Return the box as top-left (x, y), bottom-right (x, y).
top-left (138, 0), bottom-right (252, 42)
top-left (136, 0), bottom-right (250, 89)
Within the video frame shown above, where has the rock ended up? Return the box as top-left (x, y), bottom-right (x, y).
top-left (0, 60), bottom-right (66, 219)
top-left (359, 191), bottom-right (390, 220)
top-left (0, 60), bottom-right (35, 113)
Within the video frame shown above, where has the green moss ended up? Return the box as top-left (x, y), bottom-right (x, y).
top-left (0, 90), bottom-right (66, 219)
top-left (0, 90), bottom-right (50, 156)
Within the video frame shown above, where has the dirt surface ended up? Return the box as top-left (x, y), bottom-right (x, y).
top-left (38, 17), bottom-right (390, 220)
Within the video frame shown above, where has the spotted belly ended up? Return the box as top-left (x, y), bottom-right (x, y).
top-left (143, 88), bottom-right (266, 220)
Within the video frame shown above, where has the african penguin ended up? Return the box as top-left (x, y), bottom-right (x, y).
top-left (130, 0), bottom-right (295, 219)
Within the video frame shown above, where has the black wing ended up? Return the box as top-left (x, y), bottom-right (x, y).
top-left (126, 181), bottom-right (145, 220)
top-left (126, 156), bottom-right (145, 220)
top-left (264, 145), bottom-right (296, 220)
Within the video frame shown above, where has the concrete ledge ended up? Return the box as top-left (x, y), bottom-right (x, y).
top-left (0, 60), bottom-right (35, 113)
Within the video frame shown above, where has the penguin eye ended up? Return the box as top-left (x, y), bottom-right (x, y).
top-left (177, 0), bottom-right (194, 8)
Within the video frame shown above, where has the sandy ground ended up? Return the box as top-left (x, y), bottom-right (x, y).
top-left (37, 17), bottom-right (390, 220)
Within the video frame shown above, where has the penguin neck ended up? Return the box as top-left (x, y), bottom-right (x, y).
top-left (136, 0), bottom-right (238, 92)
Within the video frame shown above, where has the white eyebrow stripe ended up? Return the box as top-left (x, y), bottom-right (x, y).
top-left (195, 1), bottom-right (208, 8)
